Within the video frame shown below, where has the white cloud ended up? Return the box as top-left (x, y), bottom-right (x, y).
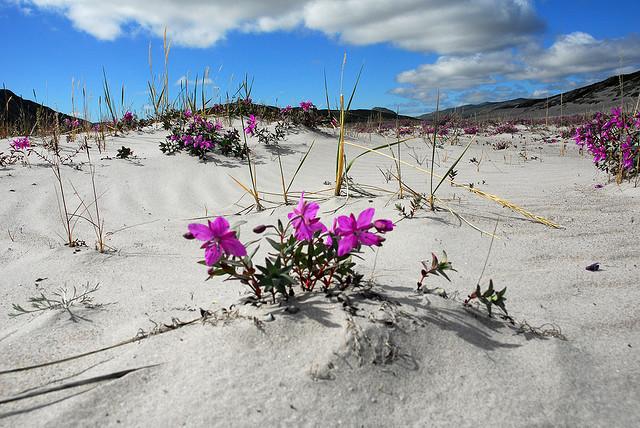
top-left (18, 0), bottom-right (542, 53)
top-left (303, 0), bottom-right (542, 54)
top-left (517, 32), bottom-right (640, 81)
top-left (175, 76), bottom-right (215, 87)
top-left (392, 32), bottom-right (640, 108)
top-left (395, 51), bottom-right (520, 90)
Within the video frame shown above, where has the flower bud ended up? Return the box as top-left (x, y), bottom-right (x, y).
top-left (253, 224), bottom-right (267, 234)
top-left (374, 219), bottom-right (394, 233)
top-left (183, 232), bottom-right (195, 240)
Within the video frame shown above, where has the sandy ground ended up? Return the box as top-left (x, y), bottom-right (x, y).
top-left (1, 123), bottom-right (639, 427)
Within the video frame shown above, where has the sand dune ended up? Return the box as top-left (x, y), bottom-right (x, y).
top-left (1, 124), bottom-right (639, 426)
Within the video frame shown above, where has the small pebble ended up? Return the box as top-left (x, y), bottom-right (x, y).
top-left (263, 313), bottom-right (275, 322)
top-left (285, 305), bottom-right (300, 314)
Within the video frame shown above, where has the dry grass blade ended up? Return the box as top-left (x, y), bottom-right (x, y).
top-left (344, 140), bottom-right (561, 228)
top-left (285, 140), bottom-right (316, 194)
top-left (453, 184), bottom-right (561, 229)
top-left (0, 365), bottom-right (159, 405)
top-left (228, 174), bottom-right (257, 199)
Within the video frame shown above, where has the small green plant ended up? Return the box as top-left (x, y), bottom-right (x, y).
top-left (10, 283), bottom-right (102, 322)
top-left (416, 251), bottom-right (456, 291)
top-left (464, 279), bottom-right (508, 318)
top-left (395, 194), bottom-right (424, 219)
top-left (116, 146), bottom-right (133, 159)
top-left (255, 121), bottom-right (286, 146)
top-left (159, 139), bottom-right (180, 155)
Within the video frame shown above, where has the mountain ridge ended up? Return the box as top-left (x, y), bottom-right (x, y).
top-left (418, 69), bottom-right (640, 120)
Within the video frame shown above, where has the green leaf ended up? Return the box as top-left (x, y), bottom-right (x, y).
top-left (265, 237), bottom-right (282, 251)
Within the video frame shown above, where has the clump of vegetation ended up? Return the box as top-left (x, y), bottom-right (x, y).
top-left (395, 194), bottom-right (424, 219)
top-left (574, 107), bottom-right (640, 182)
top-left (464, 125), bottom-right (479, 135)
top-left (185, 193), bottom-right (395, 302)
top-left (464, 279), bottom-right (509, 318)
top-left (164, 109), bottom-right (247, 160)
top-left (10, 283), bottom-right (103, 322)
top-left (113, 111), bottom-right (147, 133)
top-left (492, 141), bottom-right (510, 150)
top-left (2, 136), bottom-right (31, 166)
top-left (494, 123), bottom-right (518, 134)
top-left (416, 251), bottom-right (456, 292)
top-left (116, 146), bottom-right (133, 159)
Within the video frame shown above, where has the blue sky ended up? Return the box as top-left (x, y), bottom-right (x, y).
top-left (1, 0), bottom-right (640, 118)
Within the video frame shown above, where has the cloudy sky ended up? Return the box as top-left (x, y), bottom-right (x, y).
top-left (2, 0), bottom-right (640, 117)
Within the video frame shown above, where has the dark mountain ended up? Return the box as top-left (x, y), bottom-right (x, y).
top-left (418, 69), bottom-right (640, 121)
top-left (316, 108), bottom-right (418, 123)
top-left (1, 89), bottom-right (85, 134)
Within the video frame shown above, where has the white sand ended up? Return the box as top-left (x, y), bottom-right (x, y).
top-left (1, 124), bottom-right (639, 426)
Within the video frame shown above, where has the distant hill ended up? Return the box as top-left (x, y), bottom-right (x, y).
top-left (418, 69), bottom-right (640, 121)
top-left (1, 89), bottom-right (85, 134)
top-left (316, 108), bottom-right (418, 123)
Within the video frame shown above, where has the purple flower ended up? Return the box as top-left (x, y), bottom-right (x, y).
top-left (621, 137), bottom-right (635, 170)
top-left (287, 192), bottom-right (326, 241)
top-left (184, 109), bottom-right (192, 119)
top-left (188, 217), bottom-right (247, 266)
top-left (281, 105), bottom-right (292, 115)
top-left (244, 114), bottom-right (257, 136)
top-left (182, 135), bottom-right (194, 146)
top-left (299, 100), bottom-right (315, 112)
top-left (334, 208), bottom-right (385, 257)
top-left (373, 219), bottom-right (394, 233)
top-left (193, 135), bottom-right (212, 150)
top-left (464, 126), bottom-right (479, 135)
top-left (123, 111), bottom-right (134, 122)
top-left (10, 136), bottom-right (30, 151)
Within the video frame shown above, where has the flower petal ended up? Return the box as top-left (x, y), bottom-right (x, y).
top-left (358, 231), bottom-right (384, 247)
top-left (204, 244), bottom-right (222, 266)
top-left (337, 234), bottom-right (358, 257)
top-left (209, 217), bottom-right (230, 237)
top-left (336, 215), bottom-right (355, 234)
top-left (356, 208), bottom-right (375, 229)
top-left (304, 201), bottom-right (320, 219)
top-left (294, 222), bottom-right (314, 241)
top-left (220, 237), bottom-right (247, 257)
top-left (188, 223), bottom-right (214, 241)
top-left (296, 192), bottom-right (306, 211)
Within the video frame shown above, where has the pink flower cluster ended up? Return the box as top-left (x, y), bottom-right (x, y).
top-left (299, 100), bottom-right (315, 112)
top-left (574, 108), bottom-right (639, 173)
top-left (63, 118), bottom-right (80, 129)
top-left (122, 111), bottom-right (134, 122)
top-left (287, 193), bottom-right (394, 256)
top-left (494, 123), bottom-right (518, 134)
top-left (170, 110), bottom-right (224, 150)
top-left (464, 126), bottom-right (479, 135)
top-left (422, 122), bottom-right (450, 136)
top-left (10, 136), bottom-right (30, 151)
top-left (244, 114), bottom-right (257, 136)
top-left (280, 105), bottom-right (293, 116)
